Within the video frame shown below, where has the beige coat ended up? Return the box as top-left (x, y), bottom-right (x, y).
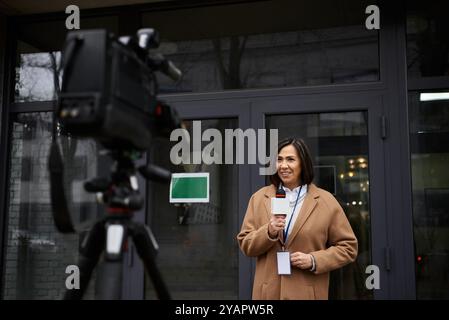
top-left (237, 183), bottom-right (358, 300)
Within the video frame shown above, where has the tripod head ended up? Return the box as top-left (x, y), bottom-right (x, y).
top-left (83, 149), bottom-right (171, 214)
top-left (84, 150), bottom-right (144, 214)
top-left (49, 144), bottom-right (171, 232)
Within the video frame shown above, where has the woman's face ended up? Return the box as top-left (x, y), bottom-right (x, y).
top-left (277, 144), bottom-right (302, 188)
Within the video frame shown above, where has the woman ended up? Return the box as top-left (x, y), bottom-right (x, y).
top-left (237, 137), bottom-right (357, 300)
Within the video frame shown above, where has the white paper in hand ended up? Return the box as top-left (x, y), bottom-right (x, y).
top-left (271, 198), bottom-right (290, 216)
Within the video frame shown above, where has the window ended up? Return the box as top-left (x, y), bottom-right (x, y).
top-left (409, 91), bottom-right (449, 299)
top-left (146, 0), bottom-right (379, 93)
top-left (3, 112), bottom-right (101, 299)
top-left (406, 1), bottom-right (449, 80)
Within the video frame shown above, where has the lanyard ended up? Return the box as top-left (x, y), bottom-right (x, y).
top-left (283, 185), bottom-right (303, 244)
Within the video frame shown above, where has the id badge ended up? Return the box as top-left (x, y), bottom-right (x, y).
top-left (277, 251), bottom-right (291, 275)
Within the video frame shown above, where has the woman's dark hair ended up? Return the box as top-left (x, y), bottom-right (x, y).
top-left (270, 137), bottom-right (314, 187)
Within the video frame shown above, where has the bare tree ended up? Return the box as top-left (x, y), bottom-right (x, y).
top-left (48, 52), bottom-right (61, 100)
top-left (212, 36), bottom-right (247, 89)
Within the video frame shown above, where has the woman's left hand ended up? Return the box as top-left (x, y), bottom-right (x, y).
top-left (290, 251), bottom-right (313, 270)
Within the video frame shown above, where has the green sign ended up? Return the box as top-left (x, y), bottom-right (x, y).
top-left (169, 173), bottom-right (209, 203)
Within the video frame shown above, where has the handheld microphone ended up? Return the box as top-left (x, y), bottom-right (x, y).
top-left (272, 185), bottom-right (289, 217)
top-left (276, 187), bottom-right (286, 198)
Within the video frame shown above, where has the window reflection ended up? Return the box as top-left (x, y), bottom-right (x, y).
top-left (157, 25), bottom-right (379, 93)
top-left (147, 0), bottom-right (379, 92)
top-left (406, 2), bottom-right (449, 79)
top-left (409, 92), bottom-right (449, 299)
top-left (14, 49), bottom-right (61, 102)
top-left (13, 2), bottom-right (380, 102)
top-left (3, 112), bottom-right (100, 299)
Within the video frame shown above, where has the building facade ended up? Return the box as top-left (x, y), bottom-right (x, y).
top-left (0, 0), bottom-right (448, 299)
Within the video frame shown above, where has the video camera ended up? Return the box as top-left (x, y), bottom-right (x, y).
top-left (57, 28), bottom-right (182, 150)
top-left (48, 29), bottom-right (182, 299)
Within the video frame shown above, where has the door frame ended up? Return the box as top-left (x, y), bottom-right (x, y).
top-left (152, 87), bottom-right (392, 300)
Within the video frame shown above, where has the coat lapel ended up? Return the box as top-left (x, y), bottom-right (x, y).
top-left (285, 184), bottom-right (319, 249)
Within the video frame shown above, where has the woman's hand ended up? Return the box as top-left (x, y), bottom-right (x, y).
top-left (268, 215), bottom-right (286, 238)
top-left (290, 251), bottom-right (313, 270)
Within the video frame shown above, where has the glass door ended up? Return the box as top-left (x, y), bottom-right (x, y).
top-left (266, 111), bottom-right (370, 299)
top-left (251, 93), bottom-right (388, 299)
top-left (143, 100), bottom-right (252, 299)
top-left (145, 118), bottom-right (239, 299)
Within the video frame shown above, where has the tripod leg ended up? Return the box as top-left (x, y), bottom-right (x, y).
top-left (64, 219), bottom-right (106, 300)
top-left (129, 222), bottom-right (171, 300)
top-left (96, 260), bottom-right (123, 300)
top-left (95, 221), bottom-right (129, 300)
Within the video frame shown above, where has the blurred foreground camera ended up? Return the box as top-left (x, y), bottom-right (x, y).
top-left (49, 28), bottom-right (182, 300)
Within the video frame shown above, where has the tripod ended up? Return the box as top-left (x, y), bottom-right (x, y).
top-left (49, 143), bottom-right (171, 300)
top-left (64, 215), bottom-right (170, 300)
